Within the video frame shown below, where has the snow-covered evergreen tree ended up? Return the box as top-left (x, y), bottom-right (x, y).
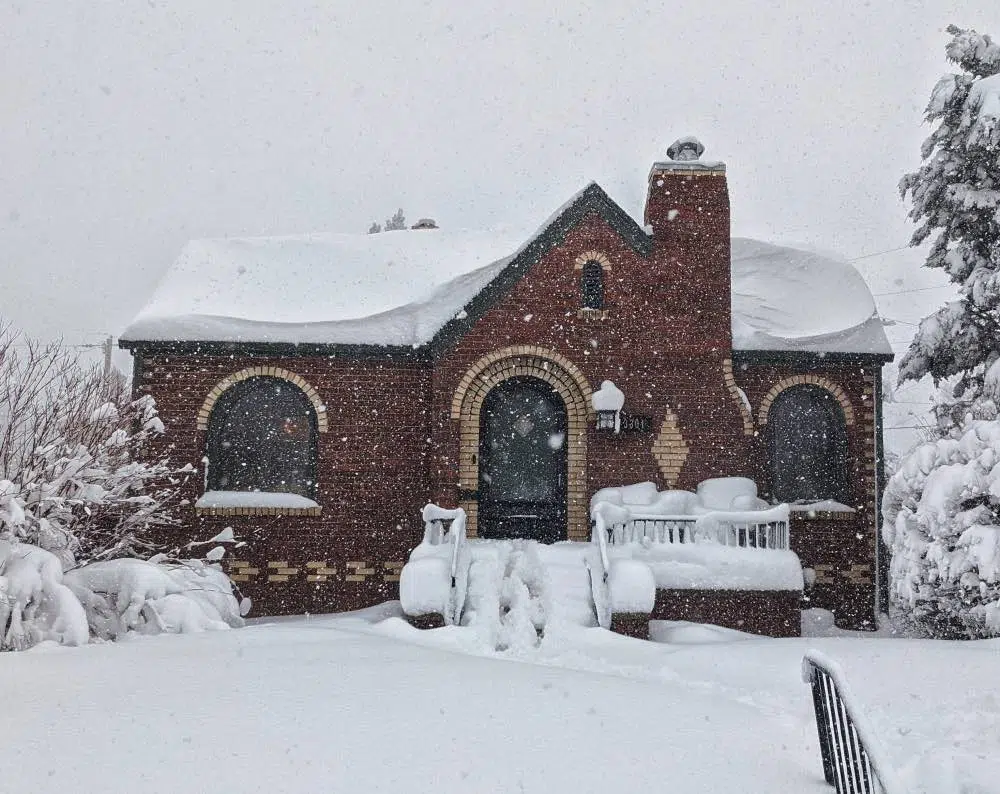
top-left (384, 208), bottom-right (406, 231)
top-left (367, 221), bottom-right (382, 234)
top-left (885, 26), bottom-right (1000, 636)
top-left (897, 26), bottom-right (1000, 428)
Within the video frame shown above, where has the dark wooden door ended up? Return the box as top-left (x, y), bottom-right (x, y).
top-left (478, 377), bottom-right (568, 543)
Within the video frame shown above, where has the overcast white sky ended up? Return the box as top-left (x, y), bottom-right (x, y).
top-left (0, 1), bottom-right (994, 353)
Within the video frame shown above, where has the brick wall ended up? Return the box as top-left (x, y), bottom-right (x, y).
top-left (431, 210), bottom-right (752, 539)
top-left (136, 352), bottom-right (433, 615)
top-left (735, 361), bottom-right (881, 629)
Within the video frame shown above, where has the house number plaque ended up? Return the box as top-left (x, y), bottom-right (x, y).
top-left (619, 414), bottom-right (652, 433)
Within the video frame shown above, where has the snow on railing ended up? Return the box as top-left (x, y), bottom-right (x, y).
top-left (420, 503), bottom-right (467, 589)
top-left (802, 650), bottom-right (906, 794)
top-left (588, 504), bottom-right (614, 628)
top-left (593, 503), bottom-right (790, 550)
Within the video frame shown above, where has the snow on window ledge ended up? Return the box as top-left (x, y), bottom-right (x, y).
top-left (194, 491), bottom-right (322, 517)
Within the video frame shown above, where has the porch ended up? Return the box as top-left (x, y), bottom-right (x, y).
top-left (401, 478), bottom-right (804, 639)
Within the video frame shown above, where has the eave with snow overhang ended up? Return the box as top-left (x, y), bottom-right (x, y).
top-left (120, 183), bottom-right (892, 366)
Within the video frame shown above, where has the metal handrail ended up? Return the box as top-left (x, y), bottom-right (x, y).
top-left (588, 507), bottom-right (612, 628)
top-left (420, 503), bottom-right (467, 588)
top-left (802, 651), bottom-right (906, 794)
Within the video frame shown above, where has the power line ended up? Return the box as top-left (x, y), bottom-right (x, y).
top-left (872, 284), bottom-right (954, 297)
top-left (847, 245), bottom-right (911, 263)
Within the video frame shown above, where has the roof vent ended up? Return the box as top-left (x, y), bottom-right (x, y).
top-left (411, 218), bottom-right (438, 230)
top-left (666, 136), bottom-right (705, 162)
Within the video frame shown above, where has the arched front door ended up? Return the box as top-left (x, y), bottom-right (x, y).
top-left (478, 377), bottom-right (568, 543)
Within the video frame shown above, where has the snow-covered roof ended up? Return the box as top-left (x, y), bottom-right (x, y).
top-left (730, 238), bottom-right (891, 356)
top-left (123, 208), bottom-right (891, 357)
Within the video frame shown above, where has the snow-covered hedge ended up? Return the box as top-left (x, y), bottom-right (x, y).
top-left (0, 539), bottom-right (244, 650)
top-left (882, 420), bottom-right (1000, 637)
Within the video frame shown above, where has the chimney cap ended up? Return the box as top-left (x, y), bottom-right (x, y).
top-left (411, 218), bottom-right (438, 230)
top-left (666, 136), bottom-right (705, 161)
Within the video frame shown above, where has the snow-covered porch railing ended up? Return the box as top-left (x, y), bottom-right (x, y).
top-left (420, 503), bottom-right (466, 590)
top-left (802, 651), bottom-right (906, 794)
top-left (592, 503), bottom-right (790, 551)
top-left (399, 504), bottom-right (467, 626)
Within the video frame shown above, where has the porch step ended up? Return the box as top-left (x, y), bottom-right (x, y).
top-left (459, 540), bottom-right (597, 649)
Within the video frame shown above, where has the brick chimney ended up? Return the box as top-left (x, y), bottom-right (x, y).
top-left (644, 137), bottom-right (732, 351)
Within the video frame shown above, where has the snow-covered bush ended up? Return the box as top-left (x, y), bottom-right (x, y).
top-left (0, 325), bottom-right (244, 650)
top-left (64, 557), bottom-right (243, 639)
top-left (0, 325), bottom-right (192, 565)
top-left (882, 421), bottom-right (1000, 637)
top-left (0, 539), bottom-right (243, 649)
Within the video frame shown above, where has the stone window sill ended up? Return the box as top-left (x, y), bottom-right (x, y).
top-left (194, 490), bottom-right (322, 517)
top-left (577, 307), bottom-right (609, 320)
top-left (195, 505), bottom-right (322, 517)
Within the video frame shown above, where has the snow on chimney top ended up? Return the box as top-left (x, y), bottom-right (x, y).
top-left (650, 136), bottom-right (725, 175)
top-left (667, 136), bottom-right (705, 161)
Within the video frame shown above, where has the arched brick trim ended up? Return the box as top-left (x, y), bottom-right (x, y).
top-left (722, 358), bottom-right (755, 436)
top-left (651, 406), bottom-right (689, 486)
top-left (197, 367), bottom-right (329, 432)
top-left (573, 250), bottom-right (612, 271)
top-left (757, 375), bottom-right (855, 427)
top-left (452, 346), bottom-right (592, 541)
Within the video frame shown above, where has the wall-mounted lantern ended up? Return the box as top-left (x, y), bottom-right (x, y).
top-left (595, 410), bottom-right (618, 431)
top-left (592, 380), bottom-right (625, 433)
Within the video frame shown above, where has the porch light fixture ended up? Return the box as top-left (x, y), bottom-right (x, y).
top-left (596, 410), bottom-right (618, 431)
top-left (592, 380), bottom-right (625, 433)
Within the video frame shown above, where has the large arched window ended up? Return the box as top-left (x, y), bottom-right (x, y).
top-left (580, 260), bottom-right (605, 309)
top-left (768, 385), bottom-right (849, 503)
top-left (206, 376), bottom-right (318, 497)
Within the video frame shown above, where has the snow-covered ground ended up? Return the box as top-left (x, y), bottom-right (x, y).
top-left (2, 604), bottom-right (996, 793)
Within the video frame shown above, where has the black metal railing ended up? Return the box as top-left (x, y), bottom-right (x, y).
top-left (802, 651), bottom-right (904, 794)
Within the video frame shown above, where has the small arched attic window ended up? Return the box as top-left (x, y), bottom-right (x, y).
top-left (580, 260), bottom-right (605, 309)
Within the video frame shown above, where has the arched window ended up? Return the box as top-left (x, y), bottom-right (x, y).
top-left (206, 376), bottom-right (318, 497)
top-left (768, 385), bottom-right (849, 503)
top-left (580, 260), bottom-right (604, 309)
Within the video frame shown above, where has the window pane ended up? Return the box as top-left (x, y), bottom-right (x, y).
top-left (207, 377), bottom-right (317, 496)
top-left (581, 261), bottom-right (604, 309)
top-left (769, 386), bottom-right (848, 503)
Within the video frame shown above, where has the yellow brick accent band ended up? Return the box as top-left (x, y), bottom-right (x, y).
top-left (721, 359), bottom-right (755, 436)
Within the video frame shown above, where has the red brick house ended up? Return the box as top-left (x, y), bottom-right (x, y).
top-left (121, 140), bottom-right (892, 631)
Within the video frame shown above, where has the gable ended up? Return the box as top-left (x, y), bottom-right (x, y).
top-left (427, 183), bottom-right (651, 356)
